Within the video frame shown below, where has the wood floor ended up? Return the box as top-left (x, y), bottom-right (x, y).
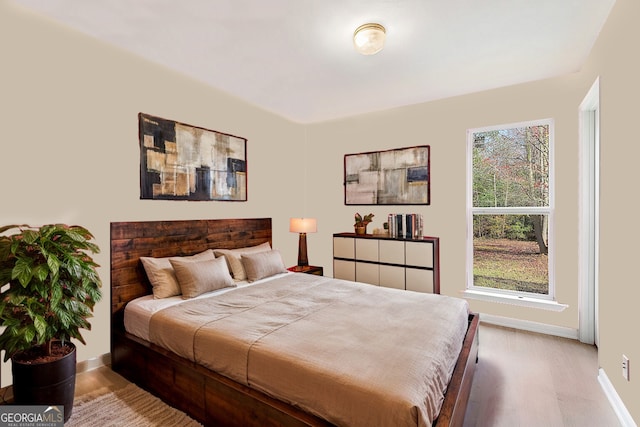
top-left (463, 324), bottom-right (620, 427)
top-left (76, 323), bottom-right (621, 426)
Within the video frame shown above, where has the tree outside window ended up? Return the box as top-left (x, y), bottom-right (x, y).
top-left (468, 120), bottom-right (553, 297)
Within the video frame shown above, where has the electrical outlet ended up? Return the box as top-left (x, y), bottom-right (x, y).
top-left (622, 355), bottom-right (630, 381)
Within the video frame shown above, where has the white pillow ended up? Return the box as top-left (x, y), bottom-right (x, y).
top-left (169, 256), bottom-right (235, 299)
top-left (141, 249), bottom-right (215, 299)
top-left (241, 249), bottom-right (287, 282)
top-left (214, 242), bottom-right (271, 281)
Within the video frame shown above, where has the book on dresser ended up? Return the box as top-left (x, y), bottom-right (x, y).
top-left (387, 213), bottom-right (424, 239)
top-left (332, 232), bottom-right (440, 294)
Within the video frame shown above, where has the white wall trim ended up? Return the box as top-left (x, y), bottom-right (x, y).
top-left (598, 368), bottom-right (638, 427)
top-left (480, 313), bottom-right (578, 340)
top-left (578, 76), bottom-right (600, 345)
top-left (464, 289), bottom-right (568, 312)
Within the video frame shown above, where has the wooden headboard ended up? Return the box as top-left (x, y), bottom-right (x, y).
top-left (110, 218), bottom-right (272, 327)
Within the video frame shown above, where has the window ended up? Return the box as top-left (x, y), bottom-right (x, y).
top-left (467, 119), bottom-right (554, 300)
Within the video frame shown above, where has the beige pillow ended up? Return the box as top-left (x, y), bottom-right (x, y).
top-left (169, 256), bottom-right (235, 299)
top-left (140, 249), bottom-right (215, 299)
top-left (214, 242), bottom-right (271, 281)
top-left (241, 249), bottom-right (287, 282)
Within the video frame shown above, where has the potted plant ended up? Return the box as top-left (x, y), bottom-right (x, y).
top-left (354, 213), bottom-right (374, 235)
top-left (0, 224), bottom-right (102, 422)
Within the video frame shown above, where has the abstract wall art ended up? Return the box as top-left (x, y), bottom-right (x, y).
top-left (139, 113), bottom-right (247, 201)
top-left (344, 145), bottom-right (430, 205)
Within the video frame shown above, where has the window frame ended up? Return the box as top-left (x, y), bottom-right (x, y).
top-left (466, 118), bottom-right (557, 302)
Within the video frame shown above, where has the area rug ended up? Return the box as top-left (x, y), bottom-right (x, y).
top-left (67, 383), bottom-right (203, 426)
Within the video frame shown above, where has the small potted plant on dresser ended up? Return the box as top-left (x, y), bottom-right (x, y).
top-left (354, 213), bottom-right (374, 235)
top-left (0, 224), bottom-right (102, 422)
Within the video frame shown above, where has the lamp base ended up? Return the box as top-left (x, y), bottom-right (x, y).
top-left (297, 233), bottom-right (309, 266)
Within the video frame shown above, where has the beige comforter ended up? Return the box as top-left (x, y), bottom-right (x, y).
top-left (148, 273), bottom-right (469, 427)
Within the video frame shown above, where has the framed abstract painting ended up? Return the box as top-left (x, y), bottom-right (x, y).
top-left (344, 145), bottom-right (430, 205)
top-left (139, 113), bottom-right (247, 201)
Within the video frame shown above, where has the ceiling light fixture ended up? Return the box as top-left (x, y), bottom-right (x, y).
top-left (353, 23), bottom-right (386, 55)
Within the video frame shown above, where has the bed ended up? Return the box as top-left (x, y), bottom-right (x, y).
top-left (110, 218), bottom-right (479, 427)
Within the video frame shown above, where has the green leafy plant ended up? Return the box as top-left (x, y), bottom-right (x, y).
top-left (0, 224), bottom-right (102, 361)
top-left (354, 213), bottom-right (375, 227)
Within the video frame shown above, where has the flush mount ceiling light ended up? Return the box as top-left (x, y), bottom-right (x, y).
top-left (353, 23), bottom-right (386, 55)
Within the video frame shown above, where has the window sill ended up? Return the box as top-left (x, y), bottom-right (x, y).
top-left (462, 289), bottom-right (568, 312)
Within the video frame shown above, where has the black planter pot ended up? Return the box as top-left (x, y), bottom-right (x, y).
top-left (12, 342), bottom-right (76, 423)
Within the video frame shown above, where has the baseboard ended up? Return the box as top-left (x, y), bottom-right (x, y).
top-left (76, 353), bottom-right (111, 374)
top-left (479, 313), bottom-right (579, 340)
top-left (598, 368), bottom-right (637, 427)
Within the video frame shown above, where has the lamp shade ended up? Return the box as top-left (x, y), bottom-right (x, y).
top-left (289, 218), bottom-right (317, 233)
top-left (353, 23), bottom-right (386, 55)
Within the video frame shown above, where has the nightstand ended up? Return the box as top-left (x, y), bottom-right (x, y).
top-left (287, 265), bottom-right (324, 276)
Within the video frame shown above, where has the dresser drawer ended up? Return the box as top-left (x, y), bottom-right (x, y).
top-left (333, 237), bottom-right (355, 259)
top-left (405, 241), bottom-right (433, 268)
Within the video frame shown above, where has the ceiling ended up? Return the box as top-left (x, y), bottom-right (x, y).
top-left (13, 0), bottom-right (616, 124)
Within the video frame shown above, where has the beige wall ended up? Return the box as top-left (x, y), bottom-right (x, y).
top-left (0, 2), bottom-right (306, 385)
top-left (582, 0), bottom-right (640, 421)
top-left (307, 77), bottom-right (583, 329)
top-left (1, 0), bottom-right (638, 422)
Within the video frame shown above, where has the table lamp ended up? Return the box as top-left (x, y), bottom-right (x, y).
top-left (289, 218), bottom-right (317, 267)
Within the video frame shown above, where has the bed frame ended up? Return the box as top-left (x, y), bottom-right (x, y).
top-left (110, 218), bottom-right (479, 427)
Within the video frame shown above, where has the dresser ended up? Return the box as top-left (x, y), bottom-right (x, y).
top-left (333, 233), bottom-right (440, 294)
